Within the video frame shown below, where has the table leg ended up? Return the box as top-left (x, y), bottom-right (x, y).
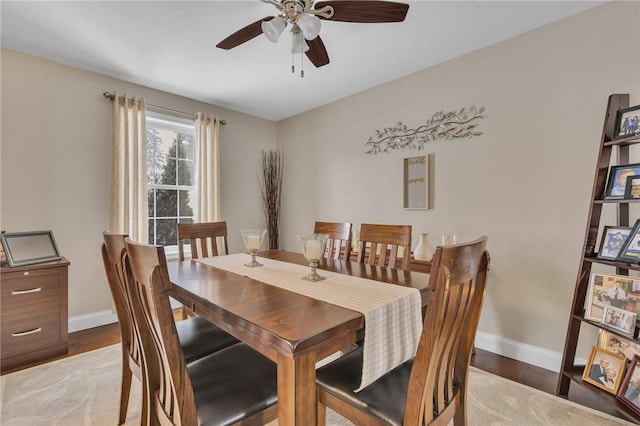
top-left (277, 351), bottom-right (316, 425)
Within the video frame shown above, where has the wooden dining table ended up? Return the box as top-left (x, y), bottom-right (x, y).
top-left (168, 249), bottom-right (430, 426)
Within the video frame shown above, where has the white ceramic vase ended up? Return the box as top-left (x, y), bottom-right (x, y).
top-left (413, 233), bottom-right (433, 261)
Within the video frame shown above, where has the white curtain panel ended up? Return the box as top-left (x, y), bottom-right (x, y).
top-left (195, 113), bottom-right (221, 222)
top-left (110, 93), bottom-right (148, 242)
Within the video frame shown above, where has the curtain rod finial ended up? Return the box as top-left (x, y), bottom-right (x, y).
top-left (103, 91), bottom-right (115, 100)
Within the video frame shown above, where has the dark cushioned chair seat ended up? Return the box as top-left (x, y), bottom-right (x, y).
top-left (188, 343), bottom-right (278, 426)
top-left (176, 316), bottom-right (239, 363)
top-left (315, 346), bottom-right (412, 426)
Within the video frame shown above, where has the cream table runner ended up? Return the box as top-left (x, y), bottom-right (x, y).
top-left (195, 253), bottom-right (423, 391)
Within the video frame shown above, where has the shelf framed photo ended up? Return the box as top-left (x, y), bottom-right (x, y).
top-left (601, 305), bottom-right (637, 336)
top-left (598, 330), bottom-right (640, 362)
top-left (604, 163), bottom-right (640, 200)
top-left (583, 345), bottom-right (627, 394)
top-left (597, 225), bottom-right (632, 261)
top-left (0, 230), bottom-right (61, 267)
top-left (625, 176), bottom-right (640, 200)
top-left (614, 104), bottom-right (640, 139)
top-left (617, 355), bottom-right (640, 416)
top-left (585, 272), bottom-right (640, 321)
top-left (618, 219), bottom-right (640, 264)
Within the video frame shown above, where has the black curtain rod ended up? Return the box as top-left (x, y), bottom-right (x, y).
top-left (102, 91), bottom-right (226, 125)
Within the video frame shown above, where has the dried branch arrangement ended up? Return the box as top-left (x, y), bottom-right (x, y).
top-left (365, 106), bottom-right (485, 154)
top-left (258, 150), bottom-right (284, 249)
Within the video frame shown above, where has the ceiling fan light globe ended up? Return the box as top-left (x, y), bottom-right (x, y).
top-left (261, 17), bottom-right (286, 43)
top-left (297, 13), bottom-right (321, 40)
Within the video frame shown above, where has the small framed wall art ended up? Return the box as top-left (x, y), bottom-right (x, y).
top-left (403, 155), bottom-right (428, 209)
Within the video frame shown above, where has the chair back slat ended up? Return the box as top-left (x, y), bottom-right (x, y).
top-left (356, 223), bottom-right (411, 270)
top-left (178, 222), bottom-right (229, 261)
top-left (313, 221), bottom-right (352, 261)
top-left (125, 238), bottom-right (198, 426)
top-left (405, 236), bottom-right (489, 425)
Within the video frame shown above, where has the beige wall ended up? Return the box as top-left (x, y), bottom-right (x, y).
top-left (276, 1), bottom-right (640, 366)
top-left (2, 1), bottom-right (639, 369)
top-left (0, 50), bottom-right (276, 326)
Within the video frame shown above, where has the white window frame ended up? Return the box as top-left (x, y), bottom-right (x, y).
top-left (146, 111), bottom-right (196, 260)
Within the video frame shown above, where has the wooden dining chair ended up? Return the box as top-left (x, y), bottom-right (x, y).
top-left (178, 221), bottom-right (229, 318)
top-left (178, 221), bottom-right (229, 261)
top-left (123, 238), bottom-right (278, 426)
top-left (314, 221), bottom-right (352, 261)
top-left (356, 223), bottom-right (412, 270)
top-left (101, 232), bottom-right (239, 425)
top-left (315, 236), bottom-right (490, 426)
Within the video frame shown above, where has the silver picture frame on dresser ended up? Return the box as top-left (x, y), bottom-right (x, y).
top-left (0, 230), bottom-right (61, 267)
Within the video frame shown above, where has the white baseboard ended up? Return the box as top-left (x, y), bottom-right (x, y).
top-left (68, 310), bottom-right (117, 333)
top-left (475, 331), bottom-right (586, 372)
top-left (68, 298), bottom-right (182, 333)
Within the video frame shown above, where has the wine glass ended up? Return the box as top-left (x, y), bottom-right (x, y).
top-left (440, 234), bottom-right (457, 246)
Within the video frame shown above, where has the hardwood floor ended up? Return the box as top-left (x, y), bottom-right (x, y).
top-left (1, 318), bottom-right (626, 421)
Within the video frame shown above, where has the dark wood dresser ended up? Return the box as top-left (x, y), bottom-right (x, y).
top-left (1, 257), bottom-right (70, 372)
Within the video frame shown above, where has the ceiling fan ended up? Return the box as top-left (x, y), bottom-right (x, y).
top-left (216, 0), bottom-right (409, 69)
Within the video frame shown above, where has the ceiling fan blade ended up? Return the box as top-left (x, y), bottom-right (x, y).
top-left (216, 16), bottom-right (274, 50)
top-left (305, 36), bottom-right (330, 67)
top-left (315, 1), bottom-right (409, 23)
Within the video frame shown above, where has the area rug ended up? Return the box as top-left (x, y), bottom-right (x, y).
top-left (0, 344), bottom-right (632, 425)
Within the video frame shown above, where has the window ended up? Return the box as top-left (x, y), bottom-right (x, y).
top-left (146, 111), bottom-right (196, 249)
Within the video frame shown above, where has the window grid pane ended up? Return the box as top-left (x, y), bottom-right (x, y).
top-left (146, 113), bottom-right (196, 248)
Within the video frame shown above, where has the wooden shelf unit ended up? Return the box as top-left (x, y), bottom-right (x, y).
top-left (557, 94), bottom-right (640, 422)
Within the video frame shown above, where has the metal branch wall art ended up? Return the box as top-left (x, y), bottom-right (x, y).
top-left (365, 106), bottom-right (485, 154)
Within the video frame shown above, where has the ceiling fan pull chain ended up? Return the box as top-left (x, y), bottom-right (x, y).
top-left (300, 50), bottom-right (304, 78)
top-left (291, 32), bottom-right (296, 74)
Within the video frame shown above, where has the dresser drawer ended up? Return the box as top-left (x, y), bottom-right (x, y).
top-left (1, 309), bottom-right (62, 359)
top-left (1, 269), bottom-right (62, 310)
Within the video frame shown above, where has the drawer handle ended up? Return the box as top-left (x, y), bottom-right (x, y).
top-left (12, 327), bottom-right (42, 337)
top-left (11, 287), bottom-right (42, 295)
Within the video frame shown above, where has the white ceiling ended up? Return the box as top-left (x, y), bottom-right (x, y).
top-left (1, 1), bottom-right (604, 121)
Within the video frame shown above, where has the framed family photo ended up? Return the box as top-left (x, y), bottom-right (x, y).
top-left (582, 346), bottom-right (626, 394)
top-left (597, 226), bottom-right (632, 261)
top-left (625, 176), bottom-right (640, 200)
top-left (617, 355), bottom-right (640, 416)
top-left (604, 163), bottom-right (640, 200)
top-left (598, 331), bottom-right (640, 362)
top-left (618, 219), bottom-right (640, 264)
top-left (614, 104), bottom-right (640, 139)
top-left (0, 230), bottom-right (61, 267)
top-left (585, 272), bottom-right (640, 321)
top-left (602, 305), bottom-right (637, 335)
